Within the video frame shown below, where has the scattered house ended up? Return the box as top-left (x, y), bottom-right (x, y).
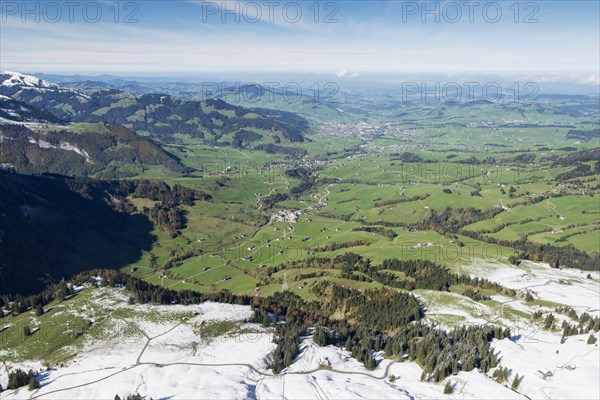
top-left (319, 356), bottom-right (331, 367)
top-left (130, 267), bottom-right (138, 272)
top-left (538, 368), bottom-right (553, 379)
top-left (497, 200), bottom-right (510, 211)
top-left (243, 256), bottom-right (253, 262)
top-left (412, 242), bottom-right (433, 249)
top-left (565, 364), bottom-right (576, 371)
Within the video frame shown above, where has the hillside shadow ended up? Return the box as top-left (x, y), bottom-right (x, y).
top-left (0, 171), bottom-right (156, 296)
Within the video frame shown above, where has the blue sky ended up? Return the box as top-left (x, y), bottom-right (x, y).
top-left (0, 0), bottom-right (598, 85)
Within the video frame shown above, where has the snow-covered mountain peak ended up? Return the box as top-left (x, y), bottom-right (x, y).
top-left (0, 71), bottom-right (61, 90)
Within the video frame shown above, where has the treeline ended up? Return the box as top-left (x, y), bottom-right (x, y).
top-left (70, 269), bottom-right (253, 306)
top-left (1, 268), bottom-right (252, 318)
top-left (254, 144), bottom-right (307, 157)
top-left (374, 193), bottom-right (430, 208)
top-left (352, 226), bottom-right (397, 240)
top-left (409, 206), bottom-right (503, 234)
top-left (565, 129), bottom-right (600, 143)
top-left (333, 253), bottom-right (510, 295)
top-left (1, 280), bottom-right (73, 316)
top-left (252, 253), bottom-right (511, 297)
top-left (554, 306), bottom-right (600, 340)
top-left (555, 163), bottom-right (599, 181)
top-left (466, 230), bottom-right (600, 271)
top-left (0, 369), bottom-right (39, 392)
top-left (548, 147), bottom-right (600, 167)
top-left (261, 192), bottom-right (289, 209)
top-left (251, 281), bottom-right (510, 381)
top-left (143, 204), bottom-right (187, 237)
top-left (67, 178), bottom-right (210, 236)
top-left (68, 178), bottom-right (210, 207)
top-left (307, 240), bottom-right (369, 252)
top-left (408, 206), bottom-right (599, 271)
top-left (286, 167), bottom-right (317, 196)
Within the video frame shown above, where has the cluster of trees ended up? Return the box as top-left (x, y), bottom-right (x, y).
top-left (329, 253), bottom-right (510, 296)
top-left (308, 240), bottom-right (369, 252)
top-left (565, 128), bottom-right (600, 142)
top-left (464, 231), bottom-right (600, 271)
top-left (2, 369), bottom-right (39, 391)
top-left (69, 178), bottom-right (210, 237)
top-left (270, 322), bottom-right (303, 373)
top-left (71, 177), bottom-right (209, 205)
top-left (409, 206), bottom-right (503, 234)
top-left (1, 280), bottom-right (73, 316)
top-left (142, 204), bottom-right (187, 237)
top-left (261, 192), bottom-right (289, 208)
top-left (389, 152), bottom-right (427, 163)
top-left (344, 288), bottom-right (422, 331)
top-left (462, 288), bottom-right (491, 301)
top-left (71, 270), bottom-right (252, 306)
top-left (251, 279), bottom-right (509, 381)
top-left (554, 306), bottom-right (600, 340)
top-left (232, 129), bottom-right (263, 147)
top-left (556, 163), bottom-right (597, 181)
top-left (253, 144), bottom-right (307, 157)
top-left (286, 168), bottom-right (317, 196)
top-left (351, 226), bottom-right (397, 239)
top-left (374, 194), bottom-right (430, 208)
top-left (130, 179), bottom-right (209, 206)
top-left (492, 365), bottom-right (511, 382)
top-left (114, 394), bottom-right (146, 400)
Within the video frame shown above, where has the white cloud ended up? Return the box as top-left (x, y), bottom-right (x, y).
top-left (576, 73), bottom-right (600, 85)
top-left (335, 70), bottom-right (359, 79)
top-left (0, 9), bottom-right (598, 75)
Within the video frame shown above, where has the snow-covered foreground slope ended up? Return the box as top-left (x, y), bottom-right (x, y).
top-left (1, 287), bottom-right (598, 400)
top-left (493, 331), bottom-right (600, 400)
top-left (462, 260), bottom-right (600, 313)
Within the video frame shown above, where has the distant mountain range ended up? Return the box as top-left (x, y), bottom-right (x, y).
top-left (0, 71), bottom-right (310, 177)
top-left (1, 71), bottom-right (308, 146)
